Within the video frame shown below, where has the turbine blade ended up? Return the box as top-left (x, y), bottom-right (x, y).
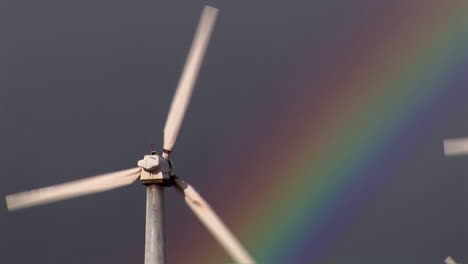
top-left (163, 6), bottom-right (218, 152)
top-left (445, 256), bottom-right (457, 264)
top-left (5, 167), bottom-right (141, 210)
top-left (173, 177), bottom-right (256, 264)
top-left (443, 137), bottom-right (468, 156)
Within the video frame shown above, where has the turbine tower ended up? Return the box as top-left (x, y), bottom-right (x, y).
top-left (5, 6), bottom-right (256, 264)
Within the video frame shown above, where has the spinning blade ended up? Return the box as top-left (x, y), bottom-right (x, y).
top-left (443, 137), bottom-right (468, 156)
top-left (163, 6), bottom-right (218, 152)
top-left (6, 167), bottom-right (141, 210)
top-left (173, 177), bottom-right (256, 264)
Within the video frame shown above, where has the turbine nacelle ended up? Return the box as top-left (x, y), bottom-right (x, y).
top-left (138, 153), bottom-right (172, 185)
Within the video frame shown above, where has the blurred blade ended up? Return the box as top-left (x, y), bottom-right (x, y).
top-left (163, 6), bottom-right (218, 152)
top-left (445, 256), bottom-right (457, 264)
top-left (443, 137), bottom-right (468, 156)
top-left (173, 177), bottom-right (256, 264)
top-left (6, 167), bottom-right (141, 210)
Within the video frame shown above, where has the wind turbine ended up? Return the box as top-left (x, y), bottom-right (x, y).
top-left (5, 6), bottom-right (256, 264)
top-left (442, 138), bottom-right (466, 264)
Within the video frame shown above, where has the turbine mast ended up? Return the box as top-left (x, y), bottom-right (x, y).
top-left (145, 184), bottom-right (165, 264)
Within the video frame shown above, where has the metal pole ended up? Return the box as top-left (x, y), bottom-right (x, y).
top-left (145, 184), bottom-right (165, 264)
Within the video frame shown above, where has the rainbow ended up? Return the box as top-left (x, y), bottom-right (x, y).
top-left (170, 2), bottom-right (468, 263)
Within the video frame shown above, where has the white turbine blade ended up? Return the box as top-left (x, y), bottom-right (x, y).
top-left (163, 6), bottom-right (218, 152)
top-left (173, 177), bottom-right (256, 264)
top-left (5, 167), bottom-right (141, 210)
top-left (445, 256), bottom-right (457, 264)
top-left (443, 137), bottom-right (468, 156)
